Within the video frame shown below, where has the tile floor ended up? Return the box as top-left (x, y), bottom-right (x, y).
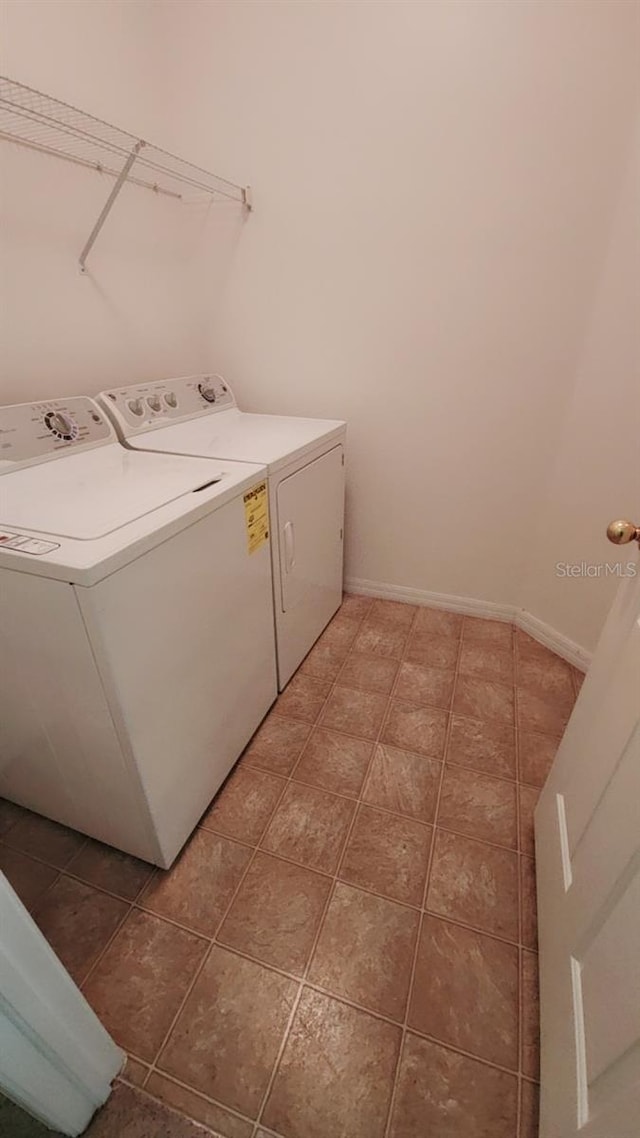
top-left (0, 595), bottom-right (585, 1138)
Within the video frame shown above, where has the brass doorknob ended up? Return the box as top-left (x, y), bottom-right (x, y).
top-left (606, 519), bottom-right (640, 545)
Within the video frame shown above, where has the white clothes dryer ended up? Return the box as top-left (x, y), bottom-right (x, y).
top-left (0, 396), bottom-right (276, 867)
top-left (99, 376), bottom-right (346, 688)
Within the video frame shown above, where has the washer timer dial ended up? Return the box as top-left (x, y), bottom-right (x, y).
top-left (44, 410), bottom-right (77, 441)
top-left (198, 381), bottom-right (217, 404)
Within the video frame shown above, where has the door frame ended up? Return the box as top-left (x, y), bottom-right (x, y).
top-left (0, 872), bottom-right (123, 1135)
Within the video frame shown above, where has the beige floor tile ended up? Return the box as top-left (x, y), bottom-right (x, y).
top-left (67, 838), bottom-right (153, 901)
top-left (353, 621), bottom-right (408, 659)
top-left (521, 950), bottom-right (540, 1080)
top-left (83, 910), bottom-right (207, 1062)
top-left (308, 881), bottom-right (419, 1019)
top-left (244, 715), bottom-right (312, 776)
top-left (388, 1033), bottom-right (517, 1138)
top-left (202, 767), bottom-right (286, 846)
top-left (394, 660), bottom-right (455, 709)
top-left (518, 785), bottom-right (540, 857)
top-left (362, 743), bottom-right (441, 823)
top-left (145, 1073), bottom-right (253, 1138)
top-left (0, 845), bottom-right (58, 911)
top-left (218, 851), bottom-right (331, 975)
top-left (158, 946), bottom-right (297, 1117)
top-left (34, 875), bottom-right (128, 983)
top-left (447, 714), bottom-right (516, 779)
top-left (292, 727), bottom-right (373, 796)
top-left (427, 829), bottom-right (519, 942)
top-left (438, 765), bottom-right (517, 849)
top-left (142, 829), bottom-right (251, 937)
top-left (382, 699), bottom-right (448, 759)
top-left (409, 915), bottom-right (519, 1069)
top-left (453, 675), bottom-right (515, 726)
top-left (338, 652), bottom-right (400, 694)
top-left (3, 809), bottom-right (86, 867)
top-left (261, 782), bottom-right (355, 873)
top-left (340, 804), bottom-right (432, 906)
top-left (518, 730), bottom-right (559, 787)
top-left (263, 988), bottom-right (401, 1138)
top-left (320, 684), bottom-right (388, 740)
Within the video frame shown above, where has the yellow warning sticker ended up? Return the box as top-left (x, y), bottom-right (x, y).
top-left (243, 481), bottom-right (270, 555)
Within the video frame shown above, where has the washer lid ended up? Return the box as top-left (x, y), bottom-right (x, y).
top-left (1, 443), bottom-right (237, 540)
top-left (128, 409), bottom-right (346, 470)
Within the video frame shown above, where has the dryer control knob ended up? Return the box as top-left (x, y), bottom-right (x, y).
top-left (147, 396), bottom-right (162, 412)
top-left (198, 381), bottom-right (216, 404)
top-left (128, 398), bottom-right (144, 416)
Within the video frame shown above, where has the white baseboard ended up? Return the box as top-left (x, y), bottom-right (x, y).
top-left (514, 609), bottom-right (590, 671)
top-left (345, 576), bottom-right (591, 672)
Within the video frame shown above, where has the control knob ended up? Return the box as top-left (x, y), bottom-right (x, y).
top-left (198, 381), bottom-right (216, 404)
top-left (147, 395), bottom-right (162, 412)
top-left (128, 398), bottom-right (144, 416)
top-left (44, 411), bottom-right (75, 441)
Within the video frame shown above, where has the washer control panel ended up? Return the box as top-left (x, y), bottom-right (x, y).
top-left (0, 397), bottom-right (113, 470)
top-left (98, 375), bottom-right (236, 436)
top-left (0, 530), bottom-right (60, 555)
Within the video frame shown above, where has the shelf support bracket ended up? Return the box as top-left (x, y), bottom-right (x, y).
top-left (79, 140), bottom-right (145, 272)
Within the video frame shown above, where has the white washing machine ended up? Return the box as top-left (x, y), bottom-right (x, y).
top-left (99, 376), bottom-right (346, 689)
top-left (0, 396), bottom-right (277, 867)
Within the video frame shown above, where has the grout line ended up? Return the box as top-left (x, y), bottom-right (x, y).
top-left (143, 943), bottom-right (214, 1081)
top-left (250, 602), bottom-right (416, 1137)
top-left (382, 613), bottom-right (465, 1138)
top-left (512, 628), bottom-right (524, 1138)
top-left (77, 860), bottom-right (168, 990)
top-left (138, 1066), bottom-right (259, 1132)
top-left (423, 818), bottom-right (518, 855)
top-left (401, 1025), bottom-right (520, 1078)
top-left (0, 832), bottom-right (89, 911)
top-left (142, 774), bottom-right (294, 1086)
top-left (144, 599), bottom-right (374, 1119)
top-left (27, 866), bottom-right (64, 910)
top-left (519, 944), bottom-right (526, 1084)
top-left (80, 898), bottom-right (138, 990)
top-left (517, 1075), bottom-right (523, 1138)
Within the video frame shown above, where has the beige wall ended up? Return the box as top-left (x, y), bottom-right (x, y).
top-left (1, 1), bottom-right (638, 653)
top-left (159, 0), bottom-right (638, 650)
top-left (0, 0), bottom-right (210, 401)
top-left (520, 128), bottom-right (640, 650)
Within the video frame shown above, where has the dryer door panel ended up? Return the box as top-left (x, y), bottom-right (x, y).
top-left (275, 444), bottom-right (345, 686)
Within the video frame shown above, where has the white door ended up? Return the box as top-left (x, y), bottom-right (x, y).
top-left (275, 444), bottom-right (345, 687)
top-left (535, 549), bottom-right (640, 1138)
top-left (0, 874), bottom-right (123, 1135)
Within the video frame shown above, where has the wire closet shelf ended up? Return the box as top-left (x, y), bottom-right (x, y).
top-left (0, 75), bottom-right (252, 270)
